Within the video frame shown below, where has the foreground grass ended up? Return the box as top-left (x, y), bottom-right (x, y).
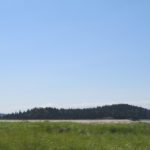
top-left (0, 122), bottom-right (149, 150)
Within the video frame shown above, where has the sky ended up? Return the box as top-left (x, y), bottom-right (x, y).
top-left (0, 0), bottom-right (150, 113)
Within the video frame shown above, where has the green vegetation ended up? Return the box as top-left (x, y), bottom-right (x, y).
top-left (0, 122), bottom-right (149, 149)
top-left (3, 104), bottom-right (150, 120)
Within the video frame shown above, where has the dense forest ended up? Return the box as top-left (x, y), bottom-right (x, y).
top-left (2, 104), bottom-right (150, 120)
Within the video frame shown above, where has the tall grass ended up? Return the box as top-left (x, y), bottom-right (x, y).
top-left (0, 122), bottom-right (149, 150)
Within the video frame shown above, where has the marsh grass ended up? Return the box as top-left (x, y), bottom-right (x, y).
top-left (0, 122), bottom-right (149, 150)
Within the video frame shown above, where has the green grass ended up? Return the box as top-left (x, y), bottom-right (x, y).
top-left (0, 122), bottom-right (149, 150)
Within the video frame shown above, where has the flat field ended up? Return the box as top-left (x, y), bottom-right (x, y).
top-left (0, 122), bottom-right (150, 150)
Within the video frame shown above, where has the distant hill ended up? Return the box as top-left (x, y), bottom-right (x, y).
top-left (2, 104), bottom-right (150, 120)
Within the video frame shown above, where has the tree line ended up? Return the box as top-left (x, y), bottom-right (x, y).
top-left (2, 104), bottom-right (150, 120)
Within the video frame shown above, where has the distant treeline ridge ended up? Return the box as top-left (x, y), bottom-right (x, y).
top-left (2, 104), bottom-right (150, 120)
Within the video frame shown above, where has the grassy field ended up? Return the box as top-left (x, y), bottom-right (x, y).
top-left (0, 122), bottom-right (149, 150)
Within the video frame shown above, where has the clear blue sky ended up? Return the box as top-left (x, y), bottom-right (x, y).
top-left (0, 0), bottom-right (150, 113)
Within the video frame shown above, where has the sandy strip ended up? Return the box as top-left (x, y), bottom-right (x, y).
top-left (0, 119), bottom-right (150, 124)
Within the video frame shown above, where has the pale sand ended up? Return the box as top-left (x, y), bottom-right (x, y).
top-left (0, 119), bottom-right (150, 124)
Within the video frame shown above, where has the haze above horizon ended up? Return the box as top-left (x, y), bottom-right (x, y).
top-left (0, 0), bottom-right (150, 113)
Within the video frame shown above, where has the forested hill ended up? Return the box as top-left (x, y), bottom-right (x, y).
top-left (2, 104), bottom-right (150, 120)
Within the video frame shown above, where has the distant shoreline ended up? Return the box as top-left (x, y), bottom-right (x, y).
top-left (0, 119), bottom-right (150, 124)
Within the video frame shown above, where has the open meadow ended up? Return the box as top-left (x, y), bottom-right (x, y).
top-left (0, 121), bottom-right (149, 150)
